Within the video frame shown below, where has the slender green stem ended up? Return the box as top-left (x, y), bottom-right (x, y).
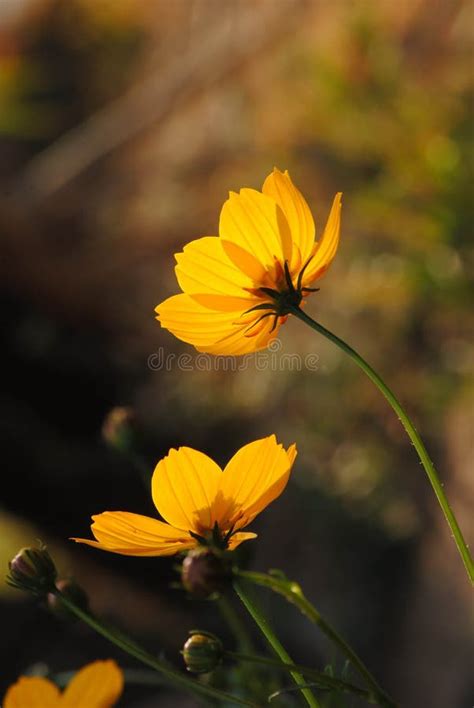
top-left (289, 305), bottom-right (473, 584)
top-left (128, 450), bottom-right (153, 489)
top-left (218, 593), bottom-right (254, 652)
top-left (237, 570), bottom-right (396, 708)
top-left (233, 578), bottom-right (320, 708)
top-left (55, 591), bottom-right (259, 707)
top-left (54, 668), bottom-right (166, 689)
top-left (226, 651), bottom-right (383, 704)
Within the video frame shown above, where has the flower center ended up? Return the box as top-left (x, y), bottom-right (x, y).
top-left (243, 259), bottom-right (319, 333)
top-left (258, 283), bottom-right (303, 316)
top-left (189, 522), bottom-right (235, 551)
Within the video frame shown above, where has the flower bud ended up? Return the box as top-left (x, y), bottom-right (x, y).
top-left (7, 545), bottom-right (57, 596)
top-left (182, 631), bottom-right (223, 674)
top-left (47, 579), bottom-right (89, 620)
top-left (102, 407), bottom-right (136, 453)
top-left (181, 549), bottom-right (230, 599)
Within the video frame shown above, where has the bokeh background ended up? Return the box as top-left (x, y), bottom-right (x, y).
top-left (1, 0), bottom-right (473, 706)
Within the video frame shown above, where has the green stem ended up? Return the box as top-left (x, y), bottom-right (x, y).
top-left (120, 447), bottom-right (152, 491)
top-left (226, 651), bottom-right (383, 704)
top-left (289, 305), bottom-right (473, 584)
top-left (55, 591), bottom-right (258, 707)
top-left (233, 578), bottom-right (320, 708)
top-left (218, 593), bottom-right (254, 652)
top-left (129, 451), bottom-right (153, 488)
top-left (237, 570), bottom-right (396, 708)
top-left (54, 668), bottom-right (166, 689)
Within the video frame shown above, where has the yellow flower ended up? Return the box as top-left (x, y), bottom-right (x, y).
top-left (3, 660), bottom-right (123, 708)
top-left (156, 168), bottom-right (341, 355)
top-left (71, 436), bottom-right (296, 555)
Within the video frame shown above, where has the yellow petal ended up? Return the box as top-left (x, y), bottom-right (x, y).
top-left (196, 314), bottom-right (281, 355)
top-left (61, 660), bottom-right (123, 708)
top-left (262, 168), bottom-right (315, 271)
top-left (71, 512), bottom-right (195, 557)
top-left (213, 436), bottom-right (297, 530)
top-left (286, 442), bottom-right (298, 467)
top-left (152, 447), bottom-right (222, 534)
top-left (156, 293), bottom-right (279, 355)
top-left (219, 240), bottom-right (268, 283)
top-left (156, 293), bottom-right (247, 346)
top-left (175, 236), bottom-right (255, 304)
top-left (190, 293), bottom-right (261, 312)
top-left (301, 193), bottom-right (342, 285)
top-left (220, 188), bottom-right (292, 279)
top-left (3, 676), bottom-right (61, 708)
top-left (227, 531), bottom-right (258, 550)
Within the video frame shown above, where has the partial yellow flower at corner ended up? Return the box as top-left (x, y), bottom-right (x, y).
top-left (156, 168), bottom-right (342, 355)
top-left (3, 660), bottom-right (123, 708)
top-left (71, 436), bottom-right (296, 556)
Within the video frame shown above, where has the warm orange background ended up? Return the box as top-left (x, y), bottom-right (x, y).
top-left (1, 2), bottom-right (472, 706)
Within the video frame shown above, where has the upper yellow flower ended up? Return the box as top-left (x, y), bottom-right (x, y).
top-left (156, 168), bottom-right (342, 355)
top-left (72, 436), bottom-right (296, 555)
top-left (3, 660), bottom-right (123, 708)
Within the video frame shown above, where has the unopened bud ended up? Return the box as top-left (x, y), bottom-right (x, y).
top-left (182, 631), bottom-right (223, 674)
top-left (102, 407), bottom-right (136, 453)
top-left (47, 579), bottom-right (89, 620)
top-left (7, 545), bottom-right (57, 596)
top-left (182, 549), bottom-right (230, 598)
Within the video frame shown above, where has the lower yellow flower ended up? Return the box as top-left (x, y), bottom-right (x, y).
top-left (3, 660), bottom-right (123, 708)
top-left (156, 168), bottom-right (341, 355)
top-left (72, 436), bottom-right (296, 555)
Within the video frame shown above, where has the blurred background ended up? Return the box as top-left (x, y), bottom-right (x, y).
top-left (0, 0), bottom-right (473, 706)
